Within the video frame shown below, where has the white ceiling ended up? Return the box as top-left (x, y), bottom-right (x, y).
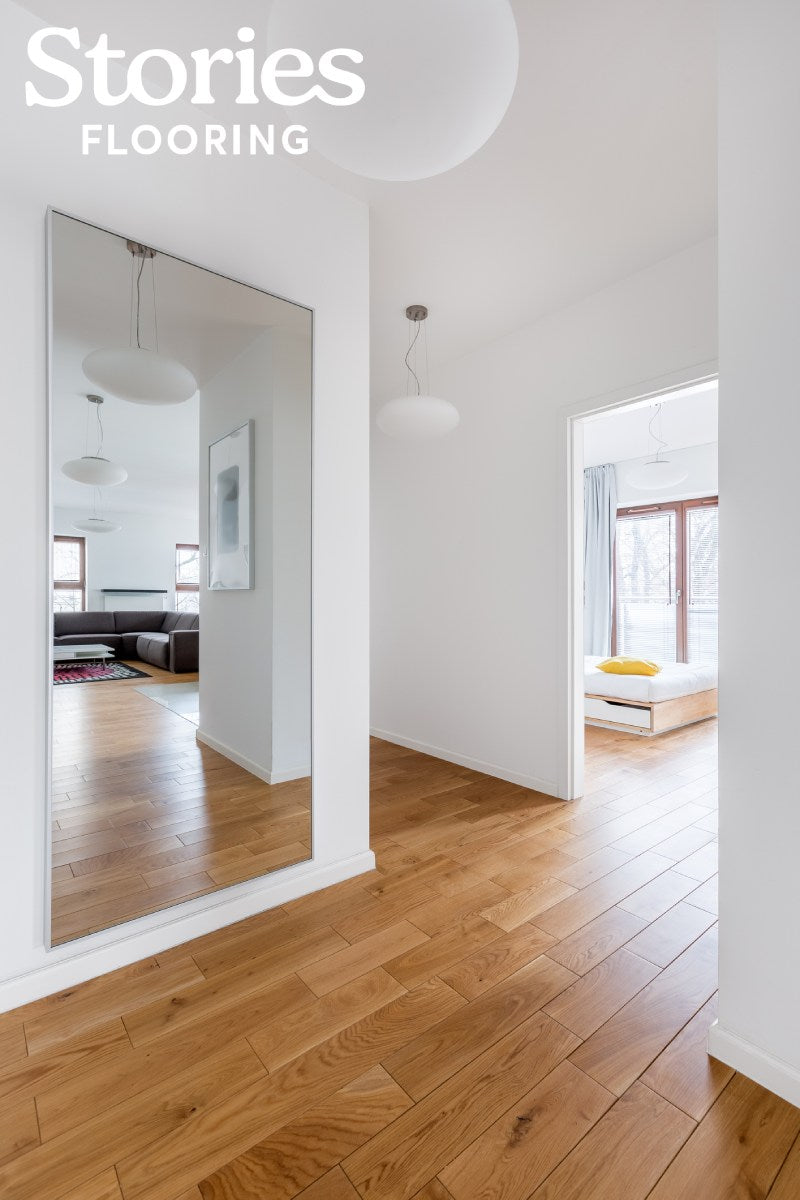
top-left (582, 383), bottom-right (718, 468)
top-left (51, 211), bottom-right (309, 517)
top-left (22, 0), bottom-right (717, 405)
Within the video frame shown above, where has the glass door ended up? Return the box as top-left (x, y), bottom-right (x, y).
top-left (614, 506), bottom-right (680, 663)
top-left (685, 499), bottom-right (719, 664)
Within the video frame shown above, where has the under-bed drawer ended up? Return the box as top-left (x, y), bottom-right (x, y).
top-left (585, 695), bottom-right (651, 730)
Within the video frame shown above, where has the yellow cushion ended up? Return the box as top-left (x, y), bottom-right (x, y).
top-left (596, 656), bottom-right (662, 677)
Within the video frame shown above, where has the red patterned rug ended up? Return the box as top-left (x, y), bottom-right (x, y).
top-left (53, 661), bottom-right (151, 686)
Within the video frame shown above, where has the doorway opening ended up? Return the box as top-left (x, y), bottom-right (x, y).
top-left (563, 373), bottom-right (718, 804)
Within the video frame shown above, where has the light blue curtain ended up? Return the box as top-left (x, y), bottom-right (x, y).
top-left (584, 464), bottom-right (618, 656)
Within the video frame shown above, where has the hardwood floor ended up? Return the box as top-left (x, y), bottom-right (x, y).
top-left (4, 718), bottom-right (797, 1197)
top-left (51, 664), bottom-right (311, 945)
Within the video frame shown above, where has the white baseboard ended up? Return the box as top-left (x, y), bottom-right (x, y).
top-left (370, 727), bottom-right (558, 797)
top-left (0, 850), bottom-right (375, 1014)
top-left (708, 1020), bottom-right (800, 1108)
top-left (195, 728), bottom-right (309, 785)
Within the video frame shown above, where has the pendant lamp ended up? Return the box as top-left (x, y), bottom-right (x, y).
top-left (72, 488), bottom-right (122, 535)
top-left (83, 241), bottom-right (197, 406)
top-left (62, 395), bottom-right (128, 487)
top-left (267, 0), bottom-right (519, 182)
top-left (627, 402), bottom-right (689, 490)
top-left (377, 306), bottom-right (459, 439)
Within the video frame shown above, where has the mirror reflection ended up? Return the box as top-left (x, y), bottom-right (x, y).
top-left (49, 211), bottom-right (312, 946)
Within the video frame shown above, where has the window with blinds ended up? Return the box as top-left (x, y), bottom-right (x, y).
top-left (613, 498), bottom-right (718, 666)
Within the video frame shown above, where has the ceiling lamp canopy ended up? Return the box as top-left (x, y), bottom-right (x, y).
top-left (82, 241), bottom-right (197, 406)
top-left (267, 0), bottom-right (519, 181)
top-left (61, 395), bottom-right (128, 487)
top-left (627, 402), bottom-right (689, 491)
top-left (376, 305), bottom-right (459, 440)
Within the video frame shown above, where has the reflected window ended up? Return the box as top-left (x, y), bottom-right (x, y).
top-left (53, 535), bottom-right (86, 612)
top-left (175, 543), bottom-right (200, 613)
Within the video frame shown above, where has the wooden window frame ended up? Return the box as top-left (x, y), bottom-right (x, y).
top-left (53, 535), bottom-right (86, 611)
top-left (612, 496), bottom-right (718, 663)
top-left (175, 543), bottom-right (200, 607)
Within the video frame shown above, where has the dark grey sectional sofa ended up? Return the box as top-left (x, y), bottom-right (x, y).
top-left (53, 610), bottom-right (199, 673)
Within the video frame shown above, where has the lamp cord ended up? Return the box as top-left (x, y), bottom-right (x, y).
top-left (404, 320), bottom-right (423, 397)
top-left (134, 252), bottom-right (146, 349)
top-left (648, 402), bottom-right (669, 462)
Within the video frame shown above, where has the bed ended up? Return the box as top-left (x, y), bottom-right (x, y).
top-left (585, 656), bottom-right (718, 736)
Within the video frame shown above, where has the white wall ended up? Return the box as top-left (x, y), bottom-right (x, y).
top-left (371, 238), bottom-right (717, 794)
top-left (708, 0), bottom-right (800, 1107)
top-left (199, 332), bottom-right (276, 779)
top-left (614, 442), bottom-right (718, 507)
top-left (271, 332), bottom-right (313, 779)
top-left (54, 507), bottom-right (199, 610)
top-left (0, 0), bottom-right (370, 1010)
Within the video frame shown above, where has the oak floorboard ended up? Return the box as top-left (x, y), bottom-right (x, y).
top-left (342, 1013), bottom-right (579, 1200)
top-left (647, 1074), bottom-right (800, 1200)
top-left (196, 1066), bottom-right (411, 1200)
top-left (439, 1060), bottom-right (614, 1200)
top-left (768, 1133), bottom-right (800, 1199)
top-left (437, 922), bottom-right (556, 1000)
top-left (383, 955), bottom-right (578, 1100)
top-left (624, 900), bottom-right (716, 968)
top-left (57, 1169), bottom-right (124, 1200)
top-left (641, 994), bottom-right (734, 1121)
top-left (546, 906), bottom-right (646, 976)
top-left (114, 981), bottom-right (466, 1200)
top-left (542, 947), bottom-right (660, 1039)
top-left (527, 1080), bottom-right (694, 1200)
top-left (569, 924), bottom-right (718, 1095)
top-left (247, 968), bottom-right (406, 1071)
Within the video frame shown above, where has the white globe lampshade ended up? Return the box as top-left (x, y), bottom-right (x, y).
top-left (627, 459), bottom-right (689, 490)
top-left (377, 394), bottom-right (460, 439)
top-left (61, 456), bottom-right (128, 487)
top-left (83, 347), bottom-right (197, 406)
top-left (72, 517), bottom-right (122, 534)
top-left (267, 0), bottom-right (519, 181)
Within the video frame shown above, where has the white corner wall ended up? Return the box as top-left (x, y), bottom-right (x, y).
top-left (371, 239), bottom-right (717, 795)
top-left (0, 0), bottom-right (370, 1011)
top-left (708, 0), bottom-right (800, 1107)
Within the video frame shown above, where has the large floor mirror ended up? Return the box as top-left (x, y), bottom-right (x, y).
top-left (47, 211), bottom-right (312, 946)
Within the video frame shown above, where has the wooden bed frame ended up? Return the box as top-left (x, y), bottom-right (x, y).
top-left (585, 688), bottom-right (718, 737)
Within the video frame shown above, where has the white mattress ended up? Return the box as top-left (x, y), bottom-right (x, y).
top-left (585, 657), bottom-right (718, 703)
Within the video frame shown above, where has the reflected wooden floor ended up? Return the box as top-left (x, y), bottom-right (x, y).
top-left (5, 718), bottom-right (799, 1198)
top-left (51, 663), bottom-right (311, 944)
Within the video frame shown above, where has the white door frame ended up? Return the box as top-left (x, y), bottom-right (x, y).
top-left (556, 359), bottom-right (719, 801)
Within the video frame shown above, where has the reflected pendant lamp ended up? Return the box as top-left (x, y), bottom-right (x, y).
top-left (377, 306), bottom-right (459, 439)
top-left (83, 241), bottom-right (197, 406)
top-left (267, 0), bottom-right (519, 182)
top-left (62, 394), bottom-right (128, 487)
top-left (72, 488), bottom-right (121, 535)
top-left (627, 402), bottom-right (689, 490)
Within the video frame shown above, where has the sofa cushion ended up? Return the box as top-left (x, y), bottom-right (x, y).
top-left (161, 612), bottom-right (181, 632)
top-left (119, 632), bottom-right (143, 658)
top-left (54, 633), bottom-right (122, 651)
top-left (113, 611), bottom-right (168, 634)
top-left (136, 633), bottom-right (170, 669)
top-left (175, 613), bottom-right (199, 630)
top-left (54, 611), bottom-right (115, 636)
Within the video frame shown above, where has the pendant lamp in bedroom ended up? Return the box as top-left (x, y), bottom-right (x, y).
top-left (627, 402), bottom-right (689, 490)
